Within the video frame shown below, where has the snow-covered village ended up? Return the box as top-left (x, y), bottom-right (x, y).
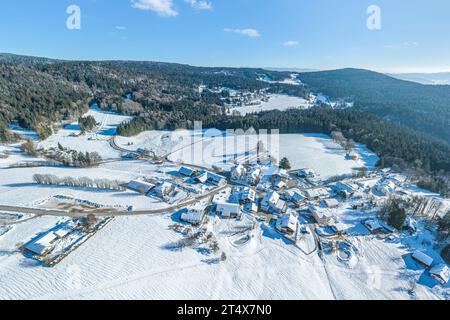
top-left (0, 102), bottom-right (449, 300)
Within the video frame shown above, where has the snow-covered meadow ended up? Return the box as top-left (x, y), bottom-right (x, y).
top-left (228, 94), bottom-right (312, 116)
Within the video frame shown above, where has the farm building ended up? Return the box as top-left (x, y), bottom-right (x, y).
top-left (412, 251), bottom-right (434, 268)
top-left (322, 198), bottom-right (340, 209)
top-left (24, 232), bottom-right (58, 256)
top-left (216, 202), bottom-right (241, 218)
top-left (429, 264), bottom-right (450, 285)
top-left (127, 180), bottom-right (156, 194)
top-left (180, 207), bottom-right (205, 225)
top-left (179, 167), bottom-right (197, 177)
top-left (196, 171), bottom-right (226, 186)
top-left (276, 212), bottom-right (297, 234)
top-left (363, 219), bottom-right (384, 234)
top-left (153, 182), bottom-right (176, 199)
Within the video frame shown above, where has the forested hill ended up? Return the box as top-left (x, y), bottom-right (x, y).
top-left (298, 68), bottom-right (450, 144)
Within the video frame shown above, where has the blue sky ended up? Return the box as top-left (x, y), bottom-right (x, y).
top-left (1, 0), bottom-right (449, 72)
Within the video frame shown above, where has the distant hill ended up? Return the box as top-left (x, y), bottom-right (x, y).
top-left (388, 72), bottom-right (450, 85)
top-left (298, 68), bottom-right (450, 144)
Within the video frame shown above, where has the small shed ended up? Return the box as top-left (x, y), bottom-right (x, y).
top-left (429, 264), bottom-right (450, 285)
top-left (412, 251), bottom-right (434, 268)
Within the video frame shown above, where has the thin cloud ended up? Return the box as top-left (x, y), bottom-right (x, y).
top-left (115, 26), bottom-right (127, 30)
top-left (385, 41), bottom-right (419, 49)
top-left (185, 0), bottom-right (212, 10)
top-left (283, 40), bottom-right (299, 47)
top-left (224, 28), bottom-right (260, 38)
top-left (131, 0), bottom-right (178, 17)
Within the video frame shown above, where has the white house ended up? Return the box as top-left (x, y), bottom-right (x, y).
top-left (247, 168), bottom-right (261, 185)
top-left (231, 164), bottom-right (247, 181)
top-left (261, 191), bottom-right (280, 212)
top-left (276, 212), bottom-right (297, 234)
top-left (216, 202), bottom-right (241, 218)
top-left (180, 207), bottom-right (205, 225)
top-left (412, 251), bottom-right (434, 268)
top-left (127, 180), bottom-right (155, 194)
top-left (429, 264), bottom-right (450, 285)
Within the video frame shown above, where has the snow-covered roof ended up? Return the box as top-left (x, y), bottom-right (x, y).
top-left (179, 167), bottom-right (195, 177)
top-left (429, 264), bottom-right (450, 284)
top-left (276, 213), bottom-right (297, 231)
top-left (364, 219), bottom-right (383, 232)
top-left (25, 232), bottom-right (58, 255)
top-left (263, 191), bottom-right (280, 206)
top-left (128, 180), bottom-right (155, 194)
top-left (412, 251), bottom-right (434, 267)
top-left (323, 198), bottom-right (340, 208)
top-left (180, 207), bottom-right (205, 224)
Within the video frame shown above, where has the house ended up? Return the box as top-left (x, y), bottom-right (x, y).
top-left (179, 166), bottom-right (197, 177)
top-left (196, 171), bottom-right (226, 186)
top-left (127, 180), bottom-right (156, 194)
top-left (180, 207), bottom-right (205, 225)
top-left (153, 182), bottom-right (176, 199)
top-left (261, 191), bottom-right (280, 212)
top-left (247, 168), bottom-right (262, 185)
top-left (363, 219), bottom-right (384, 234)
top-left (334, 181), bottom-right (356, 197)
top-left (195, 172), bottom-right (208, 184)
top-left (429, 264), bottom-right (450, 285)
top-left (322, 198), bottom-right (340, 209)
top-left (240, 188), bottom-right (256, 203)
top-left (276, 212), bottom-right (297, 234)
top-left (216, 202), bottom-right (241, 218)
top-left (273, 179), bottom-right (287, 191)
top-left (261, 191), bottom-right (286, 214)
top-left (312, 209), bottom-right (334, 225)
top-left (331, 223), bottom-right (347, 235)
top-left (244, 202), bottom-right (258, 214)
top-left (289, 190), bottom-right (306, 206)
top-left (304, 189), bottom-right (319, 200)
top-left (231, 164), bottom-right (247, 181)
top-left (25, 232), bottom-right (58, 256)
top-left (412, 251), bottom-right (434, 268)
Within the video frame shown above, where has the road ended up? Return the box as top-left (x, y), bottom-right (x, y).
top-left (0, 184), bottom-right (228, 219)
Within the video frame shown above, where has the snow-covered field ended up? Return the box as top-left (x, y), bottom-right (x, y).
top-left (228, 94), bottom-right (312, 116)
top-left (1, 107), bottom-right (448, 301)
top-left (39, 106), bottom-right (132, 160)
top-left (1, 205), bottom-right (448, 299)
